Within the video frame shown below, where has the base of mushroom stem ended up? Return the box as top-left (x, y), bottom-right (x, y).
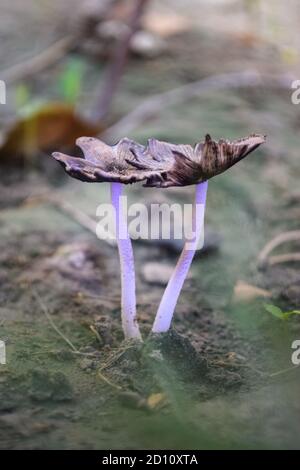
top-left (104, 329), bottom-right (208, 377)
top-left (145, 329), bottom-right (207, 371)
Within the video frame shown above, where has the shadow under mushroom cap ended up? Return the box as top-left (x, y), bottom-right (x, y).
top-left (52, 134), bottom-right (266, 188)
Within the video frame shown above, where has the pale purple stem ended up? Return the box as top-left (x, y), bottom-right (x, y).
top-left (111, 182), bottom-right (142, 340)
top-left (152, 182), bottom-right (208, 333)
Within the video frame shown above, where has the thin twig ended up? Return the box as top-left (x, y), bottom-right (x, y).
top-left (269, 364), bottom-right (300, 378)
top-left (212, 358), bottom-right (267, 377)
top-left (258, 230), bottom-right (300, 265)
top-left (54, 199), bottom-right (98, 234)
top-left (102, 70), bottom-right (295, 141)
top-left (93, 0), bottom-right (150, 122)
top-left (97, 371), bottom-right (123, 390)
top-left (79, 292), bottom-right (120, 301)
top-left (32, 289), bottom-right (78, 353)
top-left (50, 195), bottom-right (112, 240)
top-left (35, 287), bottom-right (123, 391)
top-left (71, 350), bottom-right (99, 357)
top-left (268, 252), bottom-right (300, 266)
top-left (24, 193), bottom-right (116, 246)
top-left (90, 324), bottom-right (103, 345)
top-left (99, 342), bottom-right (135, 372)
top-left (1, 36), bottom-right (74, 84)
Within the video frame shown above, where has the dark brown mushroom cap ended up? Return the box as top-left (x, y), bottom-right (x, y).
top-left (52, 134), bottom-right (266, 187)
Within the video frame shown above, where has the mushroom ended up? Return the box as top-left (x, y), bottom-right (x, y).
top-left (52, 133), bottom-right (265, 339)
top-left (53, 137), bottom-right (146, 340)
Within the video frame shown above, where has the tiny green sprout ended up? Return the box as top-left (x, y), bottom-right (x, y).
top-left (58, 58), bottom-right (85, 104)
top-left (264, 303), bottom-right (300, 321)
top-left (15, 83), bottom-right (31, 109)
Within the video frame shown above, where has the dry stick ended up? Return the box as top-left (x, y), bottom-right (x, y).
top-left (268, 253), bottom-right (300, 266)
top-left (99, 343), bottom-right (135, 372)
top-left (269, 364), bottom-right (300, 378)
top-left (51, 196), bottom-right (99, 234)
top-left (92, 0), bottom-right (150, 122)
top-left (32, 290), bottom-right (78, 353)
top-left (34, 291), bottom-right (123, 389)
top-left (102, 71), bottom-right (295, 141)
top-left (97, 371), bottom-right (123, 391)
top-left (257, 230), bottom-right (300, 265)
top-left (0, 36), bottom-right (73, 84)
top-left (89, 325), bottom-right (103, 345)
top-left (24, 193), bottom-right (116, 247)
top-left (33, 290), bottom-right (100, 357)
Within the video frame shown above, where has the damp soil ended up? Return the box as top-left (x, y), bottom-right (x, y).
top-left (0, 211), bottom-right (299, 450)
top-left (1, 114), bottom-right (300, 448)
top-left (1, 142), bottom-right (300, 449)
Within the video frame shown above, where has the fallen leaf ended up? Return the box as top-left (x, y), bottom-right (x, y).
top-left (233, 280), bottom-right (271, 302)
top-left (146, 392), bottom-right (168, 411)
top-left (0, 102), bottom-right (101, 165)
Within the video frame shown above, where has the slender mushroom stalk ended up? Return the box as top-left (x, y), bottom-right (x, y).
top-left (111, 182), bottom-right (142, 340)
top-left (152, 181), bottom-right (208, 333)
